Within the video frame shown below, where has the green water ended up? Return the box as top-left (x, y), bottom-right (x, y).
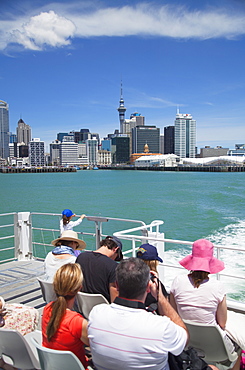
top-left (1, 170), bottom-right (244, 241)
top-left (1, 170), bottom-right (245, 300)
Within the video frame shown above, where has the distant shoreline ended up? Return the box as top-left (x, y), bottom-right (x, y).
top-left (1, 165), bottom-right (245, 173)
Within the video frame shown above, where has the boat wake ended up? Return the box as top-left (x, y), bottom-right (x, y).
top-left (163, 219), bottom-right (245, 302)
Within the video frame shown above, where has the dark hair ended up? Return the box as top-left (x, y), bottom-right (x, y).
top-left (62, 215), bottom-right (70, 226)
top-left (100, 236), bottom-right (118, 250)
top-left (54, 240), bottom-right (73, 247)
top-left (116, 257), bottom-right (150, 299)
top-left (189, 270), bottom-right (209, 288)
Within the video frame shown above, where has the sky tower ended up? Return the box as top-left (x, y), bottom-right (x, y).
top-left (117, 81), bottom-right (126, 133)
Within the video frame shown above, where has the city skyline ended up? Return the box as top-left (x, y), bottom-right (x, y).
top-left (1, 0), bottom-right (245, 151)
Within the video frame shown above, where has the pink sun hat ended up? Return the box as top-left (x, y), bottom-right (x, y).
top-left (179, 239), bottom-right (225, 274)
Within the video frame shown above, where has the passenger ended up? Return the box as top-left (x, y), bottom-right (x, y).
top-left (60, 209), bottom-right (86, 234)
top-left (170, 239), bottom-right (245, 369)
top-left (42, 263), bottom-right (89, 369)
top-left (136, 243), bottom-right (169, 312)
top-left (44, 230), bottom-right (86, 282)
top-left (76, 235), bottom-right (123, 303)
top-left (88, 257), bottom-right (188, 370)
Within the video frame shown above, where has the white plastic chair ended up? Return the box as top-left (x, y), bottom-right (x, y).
top-left (184, 319), bottom-right (240, 365)
top-left (31, 338), bottom-right (86, 370)
top-left (0, 328), bottom-right (41, 369)
top-left (37, 277), bottom-right (56, 303)
top-left (76, 292), bottom-right (109, 319)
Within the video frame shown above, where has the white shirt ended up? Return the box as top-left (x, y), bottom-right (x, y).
top-left (44, 252), bottom-right (76, 282)
top-left (60, 218), bottom-right (83, 234)
top-left (88, 301), bottom-right (187, 370)
top-left (170, 274), bottom-right (225, 325)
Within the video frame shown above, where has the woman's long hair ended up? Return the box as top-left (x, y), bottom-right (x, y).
top-left (46, 263), bottom-right (83, 341)
top-left (143, 259), bottom-right (159, 273)
top-left (189, 270), bottom-right (209, 288)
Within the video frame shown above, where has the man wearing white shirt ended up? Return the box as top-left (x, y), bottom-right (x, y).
top-left (88, 257), bottom-right (188, 370)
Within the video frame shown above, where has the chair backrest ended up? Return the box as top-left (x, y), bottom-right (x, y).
top-left (76, 291), bottom-right (109, 319)
top-left (0, 328), bottom-right (40, 369)
top-left (37, 277), bottom-right (56, 303)
top-left (184, 320), bottom-right (239, 363)
top-left (31, 338), bottom-right (85, 370)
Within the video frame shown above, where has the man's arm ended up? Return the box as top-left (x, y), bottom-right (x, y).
top-left (109, 282), bottom-right (118, 303)
top-left (150, 275), bottom-right (189, 342)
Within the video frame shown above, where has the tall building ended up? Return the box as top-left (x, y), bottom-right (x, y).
top-left (132, 125), bottom-right (160, 154)
top-left (29, 138), bottom-right (45, 166)
top-left (0, 100), bottom-right (9, 159)
top-left (50, 140), bottom-right (60, 165)
top-left (117, 82), bottom-right (127, 133)
top-left (17, 119), bottom-right (31, 145)
top-left (73, 129), bottom-right (91, 143)
top-left (164, 126), bottom-right (175, 154)
top-left (174, 111), bottom-right (196, 158)
top-left (111, 135), bottom-right (130, 164)
top-left (86, 138), bottom-right (98, 166)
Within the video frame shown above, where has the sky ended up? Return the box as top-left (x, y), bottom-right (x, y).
top-left (0, 0), bottom-right (245, 153)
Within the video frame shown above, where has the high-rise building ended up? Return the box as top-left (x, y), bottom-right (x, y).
top-left (111, 135), bottom-right (130, 164)
top-left (50, 140), bottom-right (60, 165)
top-left (174, 111), bottom-right (196, 158)
top-left (0, 100), bottom-right (9, 159)
top-left (29, 138), bottom-right (45, 166)
top-left (164, 126), bottom-right (175, 154)
top-left (132, 125), bottom-right (160, 154)
top-left (117, 82), bottom-right (127, 134)
top-left (86, 138), bottom-right (98, 166)
top-left (17, 119), bottom-right (31, 145)
top-left (73, 129), bottom-right (91, 143)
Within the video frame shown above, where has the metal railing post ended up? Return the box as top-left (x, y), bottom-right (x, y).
top-left (16, 212), bottom-right (33, 260)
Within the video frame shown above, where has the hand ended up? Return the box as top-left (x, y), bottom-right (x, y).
top-left (80, 214), bottom-right (86, 219)
top-left (149, 271), bottom-right (159, 300)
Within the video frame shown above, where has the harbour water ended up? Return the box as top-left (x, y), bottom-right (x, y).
top-left (1, 170), bottom-right (245, 300)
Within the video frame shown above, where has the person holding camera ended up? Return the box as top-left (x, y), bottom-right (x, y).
top-left (137, 243), bottom-right (169, 312)
top-left (88, 257), bottom-right (188, 370)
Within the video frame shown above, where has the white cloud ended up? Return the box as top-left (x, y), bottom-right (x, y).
top-left (5, 10), bottom-right (76, 51)
top-left (1, 2), bottom-right (245, 51)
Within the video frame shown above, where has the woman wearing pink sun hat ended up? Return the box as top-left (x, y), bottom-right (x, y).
top-left (170, 239), bottom-right (245, 367)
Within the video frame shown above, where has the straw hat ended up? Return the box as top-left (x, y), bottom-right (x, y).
top-left (179, 239), bottom-right (224, 274)
top-left (52, 230), bottom-right (86, 250)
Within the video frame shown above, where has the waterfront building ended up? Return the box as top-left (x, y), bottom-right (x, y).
top-left (29, 138), bottom-right (45, 167)
top-left (159, 135), bottom-right (164, 154)
top-left (174, 111), bottom-right (196, 158)
top-left (50, 140), bottom-right (60, 166)
top-left (73, 129), bottom-right (91, 143)
top-left (98, 150), bottom-right (112, 166)
top-left (101, 139), bottom-right (111, 151)
top-left (86, 138), bottom-right (98, 166)
top-left (164, 126), bottom-right (175, 154)
top-left (0, 100), bottom-right (9, 159)
top-left (17, 119), bottom-right (31, 145)
top-left (117, 82), bottom-right (127, 134)
top-left (134, 154), bottom-right (179, 167)
top-left (111, 135), bottom-right (130, 164)
top-left (60, 140), bottom-right (80, 166)
top-left (229, 144), bottom-right (245, 157)
top-left (130, 143), bottom-right (162, 163)
top-left (132, 125), bottom-right (160, 154)
top-left (200, 146), bottom-right (229, 158)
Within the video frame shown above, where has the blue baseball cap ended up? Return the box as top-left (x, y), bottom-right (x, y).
top-left (137, 243), bottom-right (163, 263)
top-left (62, 209), bottom-right (74, 218)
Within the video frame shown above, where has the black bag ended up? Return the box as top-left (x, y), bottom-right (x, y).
top-left (168, 347), bottom-right (212, 370)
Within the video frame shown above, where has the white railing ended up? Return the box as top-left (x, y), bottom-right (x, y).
top-left (0, 212), bottom-right (245, 312)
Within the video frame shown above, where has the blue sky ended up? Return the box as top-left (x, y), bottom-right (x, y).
top-left (1, 0), bottom-right (245, 152)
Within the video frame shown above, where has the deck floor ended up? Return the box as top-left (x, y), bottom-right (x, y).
top-left (0, 259), bottom-right (46, 328)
